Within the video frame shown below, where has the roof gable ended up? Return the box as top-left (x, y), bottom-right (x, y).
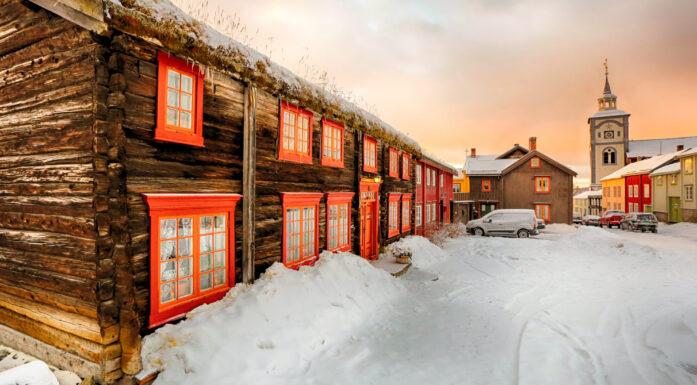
top-left (497, 144), bottom-right (529, 159)
top-left (500, 150), bottom-right (577, 176)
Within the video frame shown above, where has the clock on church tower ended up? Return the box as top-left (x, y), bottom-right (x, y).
top-left (588, 60), bottom-right (630, 189)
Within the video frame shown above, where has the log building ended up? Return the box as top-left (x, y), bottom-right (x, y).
top-left (0, 0), bottom-right (456, 382)
top-left (461, 137), bottom-right (577, 224)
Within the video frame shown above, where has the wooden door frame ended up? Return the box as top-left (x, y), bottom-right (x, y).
top-left (359, 180), bottom-right (381, 260)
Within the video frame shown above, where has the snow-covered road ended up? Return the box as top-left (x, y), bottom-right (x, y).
top-left (144, 224), bottom-right (697, 385)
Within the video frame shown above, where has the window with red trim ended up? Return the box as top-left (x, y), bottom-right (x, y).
top-left (401, 194), bottom-right (411, 232)
top-left (535, 176), bottom-right (551, 193)
top-left (416, 204), bottom-right (422, 227)
top-left (416, 164), bottom-right (422, 185)
top-left (402, 154), bottom-right (411, 180)
top-left (321, 119), bottom-right (344, 168)
top-left (389, 147), bottom-right (399, 178)
top-left (535, 204), bottom-right (550, 221)
top-left (425, 203), bottom-right (430, 224)
top-left (156, 52), bottom-right (205, 147)
top-left (326, 192), bottom-right (354, 252)
top-left (363, 135), bottom-right (377, 173)
top-left (143, 193), bottom-right (241, 328)
top-left (279, 102), bottom-right (313, 164)
top-left (530, 157), bottom-right (540, 168)
top-left (440, 174), bottom-right (444, 189)
top-left (388, 194), bottom-right (400, 237)
top-left (431, 202), bottom-right (437, 221)
top-left (482, 179), bottom-right (491, 192)
top-left (281, 193), bottom-right (322, 268)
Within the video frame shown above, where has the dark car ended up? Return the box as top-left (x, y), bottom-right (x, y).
top-left (582, 214), bottom-right (600, 226)
top-left (599, 210), bottom-right (625, 228)
top-left (573, 212), bottom-right (582, 225)
top-left (620, 212), bottom-right (658, 233)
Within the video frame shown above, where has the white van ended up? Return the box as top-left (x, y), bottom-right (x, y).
top-left (466, 209), bottom-right (538, 238)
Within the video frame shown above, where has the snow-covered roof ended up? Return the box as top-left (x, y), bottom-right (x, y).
top-left (601, 152), bottom-right (678, 181)
top-left (677, 146), bottom-right (697, 158)
top-left (103, 0), bottom-right (421, 153)
top-left (627, 136), bottom-right (697, 158)
top-left (574, 190), bottom-right (602, 199)
top-left (590, 109), bottom-right (629, 119)
top-left (464, 156), bottom-right (517, 176)
top-left (453, 167), bottom-right (464, 179)
top-left (649, 162), bottom-right (680, 176)
top-left (421, 152), bottom-right (458, 174)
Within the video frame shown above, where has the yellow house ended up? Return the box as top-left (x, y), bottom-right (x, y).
top-left (453, 167), bottom-right (469, 193)
top-left (650, 162), bottom-right (681, 222)
top-left (600, 175), bottom-right (625, 212)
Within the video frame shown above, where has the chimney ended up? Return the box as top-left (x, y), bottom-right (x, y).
top-left (529, 136), bottom-right (537, 151)
top-left (470, 148), bottom-right (476, 158)
top-left (677, 144), bottom-right (684, 152)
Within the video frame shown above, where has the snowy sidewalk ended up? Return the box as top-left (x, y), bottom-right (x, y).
top-left (141, 224), bottom-right (697, 385)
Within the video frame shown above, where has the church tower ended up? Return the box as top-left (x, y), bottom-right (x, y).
top-left (588, 60), bottom-right (630, 189)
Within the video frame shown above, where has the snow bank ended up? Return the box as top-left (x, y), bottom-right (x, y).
top-left (142, 251), bottom-right (404, 384)
top-left (0, 361), bottom-right (58, 385)
top-left (659, 222), bottom-right (697, 242)
top-left (387, 236), bottom-right (446, 269)
top-left (542, 223), bottom-right (578, 234)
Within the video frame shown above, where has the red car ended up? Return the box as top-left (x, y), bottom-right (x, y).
top-left (599, 210), bottom-right (626, 228)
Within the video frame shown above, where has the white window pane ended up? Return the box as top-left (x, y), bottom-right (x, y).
top-left (200, 273), bottom-right (212, 291)
top-left (178, 237), bottom-right (192, 257)
top-left (178, 257), bottom-right (192, 277)
top-left (200, 234), bottom-right (212, 253)
top-left (160, 239), bottom-right (176, 261)
top-left (181, 93), bottom-right (192, 111)
top-left (178, 217), bottom-right (192, 237)
top-left (214, 232), bottom-right (226, 251)
top-left (214, 269), bottom-right (226, 287)
top-left (181, 74), bottom-right (193, 93)
top-left (214, 251), bottom-right (226, 268)
top-left (167, 70), bottom-right (180, 89)
top-left (160, 261), bottom-right (176, 282)
top-left (166, 108), bottom-right (179, 126)
top-left (178, 277), bottom-right (192, 298)
top-left (200, 253), bottom-right (212, 272)
top-left (200, 216), bottom-right (213, 233)
top-left (161, 282), bottom-right (175, 303)
top-left (214, 215), bottom-right (226, 232)
top-left (160, 219), bottom-right (176, 239)
top-left (180, 111), bottom-right (192, 129)
top-left (167, 89), bottom-right (179, 108)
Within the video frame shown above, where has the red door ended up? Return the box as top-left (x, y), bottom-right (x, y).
top-left (360, 202), bottom-right (375, 259)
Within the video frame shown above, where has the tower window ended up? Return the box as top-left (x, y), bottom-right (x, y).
top-left (603, 148), bottom-right (617, 165)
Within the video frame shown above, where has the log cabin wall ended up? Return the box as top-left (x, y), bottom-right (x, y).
top-left (0, 0), bottom-right (122, 381)
top-left (379, 146), bottom-right (415, 245)
top-left (253, 90), bottom-right (359, 271)
top-left (105, 34), bottom-right (246, 335)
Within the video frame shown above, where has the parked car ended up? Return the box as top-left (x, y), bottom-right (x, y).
top-left (620, 213), bottom-right (658, 233)
top-left (536, 218), bottom-right (546, 230)
top-left (582, 215), bottom-right (600, 226)
top-left (466, 209), bottom-right (538, 238)
top-left (599, 210), bottom-right (625, 228)
top-left (572, 212), bottom-right (582, 225)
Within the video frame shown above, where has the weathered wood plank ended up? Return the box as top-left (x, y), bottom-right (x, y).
top-left (0, 277), bottom-right (97, 318)
top-left (242, 85), bottom-right (256, 283)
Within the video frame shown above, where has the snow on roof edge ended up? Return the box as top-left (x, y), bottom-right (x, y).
top-left (104, 0), bottom-right (421, 153)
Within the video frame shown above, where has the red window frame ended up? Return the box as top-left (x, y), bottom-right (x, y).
top-left (482, 179), bottom-right (491, 192)
top-left (155, 52), bottom-right (205, 147)
top-left (321, 118), bottom-right (344, 168)
top-left (143, 193), bottom-right (242, 328)
top-left (281, 192), bottom-right (323, 269)
top-left (401, 194), bottom-right (411, 232)
top-left (530, 157), bottom-right (541, 168)
top-left (535, 204), bottom-right (550, 221)
top-left (402, 153), bottom-right (411, 180)
top-left (535, 176), bottom-right (551, 194)
top-left (388, 147), bottom-right (399, 178)
top-left (325, 192), bottom-right (354, 252)
top-left (278, 102), bottom-right (314, 164)
top-left (388, 193), bottom-right (401, 237)
top-left (363, 135), bottom-right (378, 173)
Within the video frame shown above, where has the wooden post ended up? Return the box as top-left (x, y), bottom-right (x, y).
top-left (242, 85), bottom-right (257, 284)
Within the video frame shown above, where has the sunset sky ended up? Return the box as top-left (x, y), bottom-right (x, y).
top-left (188, 0), bottom-right (697, 186)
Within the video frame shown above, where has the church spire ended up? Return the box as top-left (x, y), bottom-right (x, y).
top-left (603, 58), bottom-right (612, 94)
top-left (598, 58), bottom-right (617, 111)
